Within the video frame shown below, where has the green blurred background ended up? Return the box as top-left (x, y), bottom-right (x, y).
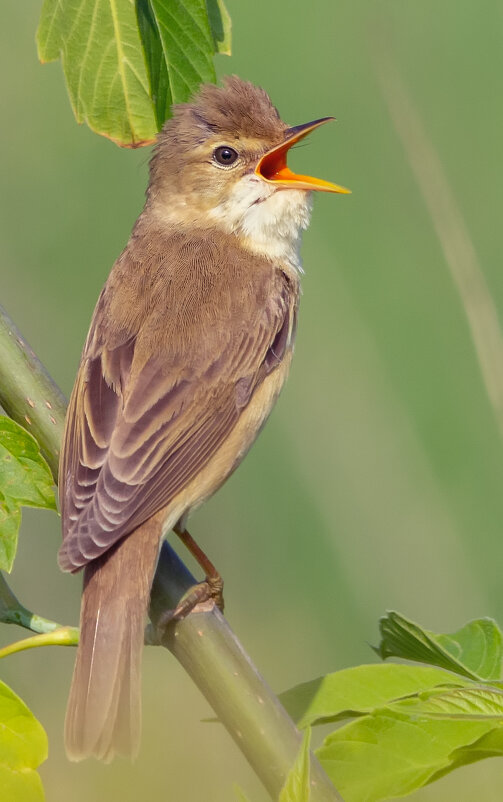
top-left (2, 1), bottom-right (503, 799)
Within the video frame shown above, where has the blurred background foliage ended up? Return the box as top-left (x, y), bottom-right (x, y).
top-left (1, 1), bottom-right (503, 800)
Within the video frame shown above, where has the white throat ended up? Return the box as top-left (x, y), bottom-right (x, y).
top-left (208, 174), bottom-right (313, 273)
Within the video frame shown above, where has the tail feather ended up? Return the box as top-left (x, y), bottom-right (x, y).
top-left (65, 518), bottom-right (161, 761)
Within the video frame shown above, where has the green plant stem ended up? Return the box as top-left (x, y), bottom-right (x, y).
top-left (0, 626), bottom-right (79, 659)
top-left (0, 572), bottom-right (63, 632)
top-left (149, 544), bottom-right (342, 801)
top-left (0, 305), bottom-right (66, 480)
top-left (0, 303), bottom-right (343, 802)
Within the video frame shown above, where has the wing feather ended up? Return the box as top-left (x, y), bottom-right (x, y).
top-left (59, 229), bottom-right (297, 572)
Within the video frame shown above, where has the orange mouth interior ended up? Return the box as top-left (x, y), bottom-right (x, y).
top-left (255, 120), bottom-right (350, 194)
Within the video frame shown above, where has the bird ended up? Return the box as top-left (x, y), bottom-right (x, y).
top-left (58, 76), bottom-right (350, 762)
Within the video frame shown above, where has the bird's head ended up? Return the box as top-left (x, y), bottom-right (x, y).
top-left (148, 77), bottom-right (349, 262)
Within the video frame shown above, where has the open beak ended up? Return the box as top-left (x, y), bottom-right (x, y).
top-left (255, 117), bottom-right (351, 194)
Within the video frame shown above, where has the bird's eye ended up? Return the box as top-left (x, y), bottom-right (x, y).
top-left (213, 146), bottom-right (239, 167)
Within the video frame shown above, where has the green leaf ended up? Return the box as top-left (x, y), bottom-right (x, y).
top-left (280, 664), bottom-right (463, 728)
top-left (0, 502), bottom-right (21, 575)
top-left (317, 710), bottom-right (494, 802)
top-left (206, 0), bottom-right (232, 55)
top-left (137, 0), bottom-right (233, 128)
top-left (309, 668), bottom-right (503, 800)
top-left (376, 611), bottom-right (503, 680)
top-left (136, 0), bottom-right (172, 129)
top-left (432, 725), bottom-right (503, 781)
top-left (35, 0), bottom-right (64, 61)
top-left (283, 616), bottom-right (503, 800)
top-left (0, 417), bottom-right (57, 572)
top-left (0, 680), bottom-right (47, 802)
top-left (391, 684), bottom-right (503, 720)
top-left (37, 0), bottom-right (231, 146)
top-left (147, 0), bottom-right (217, 103)
top-left (37, 0), bottom-right (158, 146)
top-left (279, 728), bottom-right (311, 802)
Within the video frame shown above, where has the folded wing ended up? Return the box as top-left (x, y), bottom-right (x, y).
top-left (59, 243), bottom-right (294, 572)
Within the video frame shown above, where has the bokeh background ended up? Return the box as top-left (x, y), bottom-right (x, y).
top-left (2, 1), bottom-right (503, 800)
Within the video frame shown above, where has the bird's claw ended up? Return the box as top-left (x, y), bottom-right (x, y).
top-left (156, 575), bottom-right (224, 637)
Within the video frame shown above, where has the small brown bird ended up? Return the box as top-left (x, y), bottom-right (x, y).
top-left (59, 76), bottom-right (349, 762)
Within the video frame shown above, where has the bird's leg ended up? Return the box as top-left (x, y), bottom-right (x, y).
top-left (174, 526), bottom-right (224, 602)
top-left (157, 525), bottom-right (224, 631)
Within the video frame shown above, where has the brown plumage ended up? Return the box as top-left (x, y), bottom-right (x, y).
top-left (59, 76), bottom-right (348, 761)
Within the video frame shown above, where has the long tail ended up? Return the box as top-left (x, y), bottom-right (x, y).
top-left (65, 517), bottom-right (161, 762)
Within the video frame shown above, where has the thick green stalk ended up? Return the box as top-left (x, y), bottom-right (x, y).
top-left (149, 545), bottom-right (342, 801)
top-left (0, 303), bottom-right (343, 801)
top-left (0, 305), bottom-right (66, 480)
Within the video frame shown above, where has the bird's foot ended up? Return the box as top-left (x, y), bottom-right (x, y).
top-left (156, 573), bottom-right (224, 635)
